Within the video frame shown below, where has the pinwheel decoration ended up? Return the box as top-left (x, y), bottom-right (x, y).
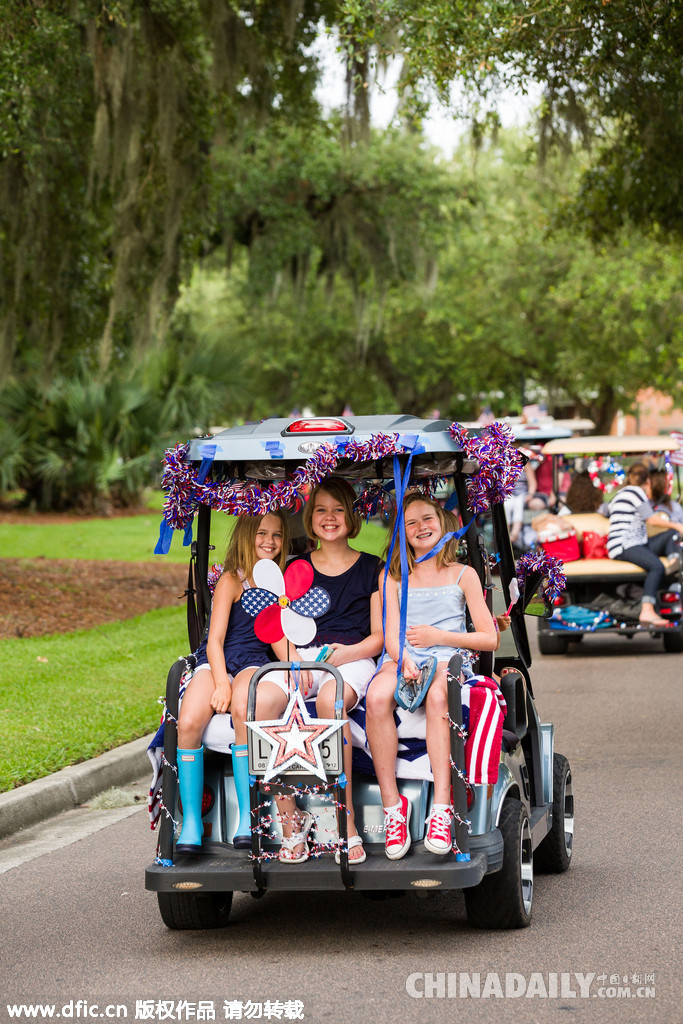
top-left (240, 559), bottom-right (330, 646)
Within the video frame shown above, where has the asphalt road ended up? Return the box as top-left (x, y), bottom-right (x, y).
top-left (1, 625), bottom-right (681, 1024)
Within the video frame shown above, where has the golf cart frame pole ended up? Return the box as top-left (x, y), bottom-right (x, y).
top-left (447, 654), bottom-right (469, 858)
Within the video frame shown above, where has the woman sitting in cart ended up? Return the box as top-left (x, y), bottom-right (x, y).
top-left (365, 493), bottom-right (498, 861)
top-left (606, 463), bottom-right (683, 628)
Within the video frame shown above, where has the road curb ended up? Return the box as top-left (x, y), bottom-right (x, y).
top-left (0, 734), bottom-right (154, 840)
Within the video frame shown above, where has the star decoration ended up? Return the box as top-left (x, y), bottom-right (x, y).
top-left (246, 689), bottom-right (345, 782)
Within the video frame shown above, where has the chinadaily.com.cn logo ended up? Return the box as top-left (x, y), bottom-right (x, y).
top-left (406, 972), bottom-right (656, 999)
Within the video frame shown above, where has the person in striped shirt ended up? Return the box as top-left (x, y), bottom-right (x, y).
top-left (607, 463), bottom-right (683, 627)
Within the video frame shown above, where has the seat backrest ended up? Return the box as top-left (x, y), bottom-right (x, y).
top-left (563, 512), bottom-right (610, 541)
top-left (499, 670), bottom-right (528, 740)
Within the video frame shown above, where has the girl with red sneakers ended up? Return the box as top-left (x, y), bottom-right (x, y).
top-left (365, 494), bottom-right (498, 860)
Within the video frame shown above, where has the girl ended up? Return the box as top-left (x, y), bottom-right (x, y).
top-left (365, 493), bottom-right (497, 860)
top-left (175, 511), bottom-right (290, 854)
top-left (231, 476), bottom-right (383, 864)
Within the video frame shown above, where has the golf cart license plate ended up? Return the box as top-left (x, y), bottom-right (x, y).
top-left (247, 733), bottom-right (343, 776)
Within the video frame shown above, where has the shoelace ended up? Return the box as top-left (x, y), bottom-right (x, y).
top-left (385, 807), bottom-right (407, 846)
top-left (426, 808), bottom-right (452, 843)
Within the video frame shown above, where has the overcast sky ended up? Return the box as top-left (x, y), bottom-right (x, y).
top-left (314, 32), bottom-right (540, 158)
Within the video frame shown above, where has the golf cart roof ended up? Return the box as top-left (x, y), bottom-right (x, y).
top-left (511, 423), bottom-right (574, 443)
top-left (186, 415), bottom-right (479, 476)
top-left (541, 435), bottom-right (680, 457)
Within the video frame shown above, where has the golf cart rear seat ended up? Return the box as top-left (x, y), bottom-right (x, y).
top-left (558, 513), bottom-right (674, 582)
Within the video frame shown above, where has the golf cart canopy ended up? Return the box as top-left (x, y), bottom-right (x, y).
top-left (542, 435), bottom-right (680, 457)
top-left (184, 415), bottom-right (481, 482)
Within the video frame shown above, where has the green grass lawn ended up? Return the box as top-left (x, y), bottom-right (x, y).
top-left (1, 605), bottom-right (187, 791)
top-left (0, 507), bottom-right (387, 791)
top-left (0, 508), bottom-right (387, 562)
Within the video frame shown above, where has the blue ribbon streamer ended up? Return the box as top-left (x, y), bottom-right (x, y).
top-left (375, 437), bottom-right (425, 685)
top-left (196, 444), bottom-right (217, 484)
top-left (415, 519), bottom-right (472, 563)
top-left (154, 519), bottom-right (175, 555)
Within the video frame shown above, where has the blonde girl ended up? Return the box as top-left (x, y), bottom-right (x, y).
top-left (176, 511), bottom-right (289, 853)
top-left (365, 494), bottom-right (497, 861)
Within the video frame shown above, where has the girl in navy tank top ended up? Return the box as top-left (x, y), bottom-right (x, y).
top-left (175, 510), bottom-right (291, 854)
top-left (239, 477), bottom-right (383, 866)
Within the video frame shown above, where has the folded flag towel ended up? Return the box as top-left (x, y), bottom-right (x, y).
top-left (462, 676), bottom-right (506, 785)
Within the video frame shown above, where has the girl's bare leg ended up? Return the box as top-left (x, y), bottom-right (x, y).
top-left (230, 672), bottom-right (307, 856)
top-left (177, 670), bottom-right (218, 749)
top-left (364, 664), bottom-right (402, 808)
top-left (316, 680), bottom-right (363, 861)
top-left (424, 666), bottom-right (452, 805)
top-left (229, 673), bottom-right (289, 745)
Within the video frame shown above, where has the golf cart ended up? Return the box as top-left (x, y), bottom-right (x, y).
top-left (536, 435), bottom-right (683, 654)
top-left (145, 415), bottom-right (574, 930)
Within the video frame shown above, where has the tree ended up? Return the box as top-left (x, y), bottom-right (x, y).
top-left (177, 129), bottom-right (682, 430)
top-left (341, 1), bottom-right (683, 235)
top-left (0, 0), bottom-right (339, 384)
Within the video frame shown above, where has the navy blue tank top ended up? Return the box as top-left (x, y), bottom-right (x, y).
top-left (194, 587), bottom-right (271, 676)
top-left (301, 550), bottom-right (382, 645)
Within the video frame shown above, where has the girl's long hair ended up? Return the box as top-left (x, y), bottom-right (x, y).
top-left (651, 469), bottom-right (672, 510)
top-left (224, 511), bottom-right (290, 578)
top-left (386, 492), bottom-right (462, 580)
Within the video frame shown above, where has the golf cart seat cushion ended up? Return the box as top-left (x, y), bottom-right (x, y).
top-left (562, 513), bottom-right (610, 540)
top-left (560, 513), bottom-right (672, 577)
top-left (199, 700), bottom-right (434, 780)
top-left (563, 558), bottom-right (646, 577)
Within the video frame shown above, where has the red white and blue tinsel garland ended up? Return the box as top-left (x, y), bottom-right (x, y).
top-left (160, 433), bottom-right (402, 530)
top-left (160, 422), bottom-right (524, 531)
top-left (449, 421), bottom-right (524, 513)
top-left (515, 549), bottom-right (567, 605)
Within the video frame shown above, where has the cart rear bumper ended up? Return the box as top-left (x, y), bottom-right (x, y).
top-left (146, 829), bottom-right (503, 893)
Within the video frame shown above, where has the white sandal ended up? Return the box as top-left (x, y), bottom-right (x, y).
top-left (335, 834), bottom-right (366, 865)
top-left (278, 812), bottom-right (314, 864)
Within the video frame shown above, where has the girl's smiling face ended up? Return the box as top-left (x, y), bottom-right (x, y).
top-left (404, 500), bottom-right (443, 554)
top-left (310, 489), bottom-right (350, 542)
top-left (254, 514), bottom-right (284, 560)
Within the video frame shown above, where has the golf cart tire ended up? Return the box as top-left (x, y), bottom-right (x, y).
top-left (464, 798), bottom-right (533, 930)
top-left (538, 631), bottom-right (569, 655)
top-left (663, 630), bottom-right (683, 653)
top-left (535, 754), bottom-right (574, 874)
top-left (157, 890), bottom-right (233, 930)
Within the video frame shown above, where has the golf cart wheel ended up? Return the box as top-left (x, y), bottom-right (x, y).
top-left (535, 754), bottom-right (574, 874)
top-left (537, 631), bottom-right (569, 655)
top-left (464, 798), bottom-right (533, 930)
top-left (157, 890), bottom-right (233, 930)
top-left (663, 630), bottom-right (683, 653)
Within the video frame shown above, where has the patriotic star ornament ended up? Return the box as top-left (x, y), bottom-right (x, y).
top-left (247, 688), bottom-right (345, 782)
top-left (240, 559), bottom-right (330, 645)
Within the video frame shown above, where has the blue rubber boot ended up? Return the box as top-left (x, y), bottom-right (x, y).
top-left (231, 744), bottom-right (253, 849)
top-left (176, 747), bottom-right (204, 854)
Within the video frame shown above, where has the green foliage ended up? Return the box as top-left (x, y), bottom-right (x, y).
top-left (0, 605), bottom-right (186, 791)
top-left (178, 129), bottom-right (682, 429)
top-left (0, 0), bottom-right (340, 387)
top-left (215, 123), bottom-right (454, 295)
top-left (341, 1), bottom-right (683, 235)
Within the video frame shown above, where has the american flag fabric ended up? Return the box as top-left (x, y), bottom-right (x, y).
top-left (670, 432), bottom-right (683, 467)
top-left (461, 676), bottom-right (507, 785)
